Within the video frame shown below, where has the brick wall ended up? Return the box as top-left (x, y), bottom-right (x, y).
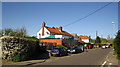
top-left (40, 39), bottom-right (62, 45)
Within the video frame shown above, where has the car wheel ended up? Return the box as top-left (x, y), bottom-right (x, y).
top-left (66, 52), bottom-right (69, 56)
top-left (75, 51), bottom-right (77, 54)
top-left (51, 54), bottom-right (53, 56)
top-left (67, 52), bottom-right (70, 55)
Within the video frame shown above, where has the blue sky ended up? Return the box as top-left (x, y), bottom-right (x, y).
top-left (2, 2), bottom-right (118, 39)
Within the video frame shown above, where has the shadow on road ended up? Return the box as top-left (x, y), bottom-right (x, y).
top-left (29, 51), bottom-right (50, 60)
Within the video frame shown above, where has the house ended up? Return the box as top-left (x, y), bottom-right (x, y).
top-left (78, 35), bottom-right (90, 43)
top-left (37, 22), bottom-right (78, 48)
top-left (71, 33), bottom-right (78, 40)
top-left (71, 33), bottom-right (85, 46)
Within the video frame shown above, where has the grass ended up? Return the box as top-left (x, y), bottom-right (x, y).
top-left (116, 54), bottom-right (120, 60)
top-left (2, 60), bottom-right (15, 64)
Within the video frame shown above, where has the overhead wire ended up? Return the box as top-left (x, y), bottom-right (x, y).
top-left (63, 0), bottom-right (116, 27)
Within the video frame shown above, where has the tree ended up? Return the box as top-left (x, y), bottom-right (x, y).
top-left (107, 35), bottom-right (113, 44)
top-left (95, 36), bottom-right (101, 45)
top-left (15, 27), bottom-right (27, 37)
top-left (0, 27), bottom-right (27, 37)
top-left (113, 30), bottom-right (120, 60)
top-left (0, 29), bottom-right (4, 36)
top-left (101, 38), bottom-right (107, 44)
top-left (0, 28), bottom-right (14, 36)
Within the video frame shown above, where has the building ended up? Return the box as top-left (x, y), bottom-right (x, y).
top-left (71, 33), bottom-right (78, 40)
top-left (37, 22), bottom-right (78, 48)
top-left (78, 35), bottom-right (90, 43)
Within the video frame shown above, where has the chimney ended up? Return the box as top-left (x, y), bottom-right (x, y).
top-left (42, 22), bottom-right (46, 36)
top-left (42, 22), bottom-right (46, 27)
top-left (59, 26), bottom-right (62, 32)
top-left (52, 27), bottom-right (55, 29)
top-left (89, 36), bottom-right (91, 38)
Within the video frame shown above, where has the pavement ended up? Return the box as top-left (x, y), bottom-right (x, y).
top-left (2, 48), bottom-right (119, 66)
top-left (105, 49), bottom-right (118, 65)
top-left (103, 48), bottom-right (120, 67)
top-left (9, 59), bottom-right (46, 66)
top-left (2, 51), bottom-right (49, 66)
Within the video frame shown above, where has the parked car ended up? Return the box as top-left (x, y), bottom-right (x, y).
top-left (87, 44), bottom-right (94, 49)
top-left (50, 47), bottom-right (69, 56)
top-left (68, 46), bottom-right (83, 54)
top-left (106, 44), bottom-right (110, 48)
top-left (101, 44), bottom-right (110, 49)
top-left (79, 45), bottom-right (84, 52)
top-left (101, 45), bottom-right (106, 49)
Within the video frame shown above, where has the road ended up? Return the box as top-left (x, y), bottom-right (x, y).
top-left (33, 48), bottom-right (112, 65)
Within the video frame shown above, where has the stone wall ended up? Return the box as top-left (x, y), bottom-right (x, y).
top-left (0, 36), bottom-right (39, 61)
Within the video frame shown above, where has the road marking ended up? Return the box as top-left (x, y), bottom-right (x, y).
top-left (101, 61), bottom-right (107, 67)
top-left (55, 58), bottom-right (59, 60)
top-left (106, 56), bottom-right (109, 60)
top-left (60, 57), bottom-right (65, 59)
top-left (108, 63), bottom-right (112, 67)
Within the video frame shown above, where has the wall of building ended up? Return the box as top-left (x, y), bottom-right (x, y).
top-left (37, 27), bottom-right (50, 39)
top-left (40, 39), bottom-right (62, 45)
top-left (63, 39), bottom-right (78, 46)
top-left (81, 39), bottom-right (89, 43)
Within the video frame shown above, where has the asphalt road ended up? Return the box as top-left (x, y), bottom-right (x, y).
top-left (33, 48), bottom-right (112, 65)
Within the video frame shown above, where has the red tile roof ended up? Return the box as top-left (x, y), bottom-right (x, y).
top-left (79, 35), bottom-right (90, 39)
top-left (45, 26), bottom-right (72, 36)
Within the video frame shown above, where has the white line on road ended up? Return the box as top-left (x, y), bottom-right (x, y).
top-left (102, 61), bottom-right (107, 65)
top-left (108, 63), bottom-right (112, 67)
top-left (101, 61), bottom-right (107, 67)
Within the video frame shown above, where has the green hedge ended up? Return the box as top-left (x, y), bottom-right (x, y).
top-left (116, 54), bottom-right (120, 60)
top-left (25, 37), bottom-right (39, 41)
top-left (56, 45), bottom-right (68, 49)
top-left (12, 53), bottom-right (27, 62)
top-left (113, 31), bottom-right (120, 60)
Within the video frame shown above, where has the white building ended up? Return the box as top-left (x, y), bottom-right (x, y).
top-left (78, 35), bottom-right (90, 43)
top-left (37, 22), bottom-right (73, 39)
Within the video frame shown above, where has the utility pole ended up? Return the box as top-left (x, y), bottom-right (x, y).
top-left (101, 35), bottom-right (103, 38)
top-left (96, 30), bottom-right (98, 38)
top-left (118, 1), bottom-right (120, 31)
top-left (112, 22), bottom-right (115, 38)
top-left (107, 34), bottom-right (111, 43)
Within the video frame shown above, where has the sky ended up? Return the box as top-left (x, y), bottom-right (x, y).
top-left (2, 2), bottom-right (118, 39)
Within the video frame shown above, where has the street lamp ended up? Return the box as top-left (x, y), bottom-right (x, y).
top-left (112, 22), bottom-right (115, 50)
top-left (112, 22), bottom-right (115, 38)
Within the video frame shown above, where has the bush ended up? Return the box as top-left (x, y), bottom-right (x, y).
top-left (12, 54), bottom-right (21, 62)
top-left (113, 30), bottom-right (120, 60)
top-left (116, 54), bottom-right (120, 60)
top-left (25, 37), bottom-right (39, 41)
top-left (12, 53), bottom-right (27, 62)
top-left (56, 45), bottom-right (68, 49)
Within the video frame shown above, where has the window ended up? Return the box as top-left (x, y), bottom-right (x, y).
top-left (46, 32), bottom-right (49, 34)
top-left (39, 34), bottom-right (41, 38)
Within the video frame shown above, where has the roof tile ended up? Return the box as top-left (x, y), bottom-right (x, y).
top-left (45, 27), bottom-right (72, 36)
top-left (79, 35), bottom-right (89, 39)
